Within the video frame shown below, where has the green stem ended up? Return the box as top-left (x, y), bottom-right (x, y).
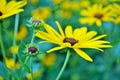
top-left (0, 23), bottom-right (11, 80)
top-left (0, 23), bottom-right (6, 63)
top-left (13, 14), bottom-right (20, 67)
top-left (100, 26), bottom-right (105, 34)
top-left (31, 29), bottom-right (35, 45)
top-left (20, 56), bottom-right (30, 80)
top-left (30, 57), bottom-right (33, 80)
top-left (56, 50), bottom-right (71, 80)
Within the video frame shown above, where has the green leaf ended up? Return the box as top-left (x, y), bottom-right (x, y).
top-left (8, 69), bottom-right (19, 79)
top-left (18, 41), bottom-right (31, 73)
top-left (0, 62), bottom-right (9, 80)
top-left (23, 64), bottom-right (31, 73)
top-left (18, 41), bottom-right (27, 64)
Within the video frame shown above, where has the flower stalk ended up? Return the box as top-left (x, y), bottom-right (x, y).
top-left (0, 22), bottom-right (6, 63)
top-left (30, 57), bottom-right (33, 80)
top-left (13, 14), bottom-right (20, 66)
top-left (56, 49), bottom-right (71, 80)
top-left (31, 29), bottom-right (35, 45)
top-left (20, 56), bottom-right (30, 80)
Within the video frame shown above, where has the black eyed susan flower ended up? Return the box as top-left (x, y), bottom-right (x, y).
top-left (79, 4), bottom-right (114, 27)
top-left (112, 4), bottom-right (120, 24)
top-left (32, 7), bottom-right (51, 20)
top-left (0, 0), bottom-right (27, 19)
top-left (35, 21), bottom-right (112, 62)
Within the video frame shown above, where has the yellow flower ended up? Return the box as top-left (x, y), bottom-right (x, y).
top-left (93, 0), bottom-right (120, 5)
top-left (32, 7), bottom-right (51, 20)
top-left (41, 53), bottom-right (57, 67)
top-left (55, 10), bottom-right (72, 19)
top-left (79, 0), bottom-right (90, 8)
top-left (35, 21), bottom-right (112, 62)
top-left (29, 0), bottom-right (39, 4)
top-left (52, 0), bottom-right (63, 4)
top-left (26, 71), bottom-right (41, 80)
top-left (93, 0), bottom-right (108, 5)
top-left (16, 24), bottom-right (28, 41)
top-left (5, 58), bottom-right (20, 70)
top-left (9, 45), bottom-right (18, 54)
top-left (110, 0), bottom-right (120, 2)
top-left (79, 4), bottom-right (114, 27)
top-left (0, 0), bottom-right (27, 19)
top-left (61, 1), bottom-right (80, 10)
top-left (0, 76), bottom-right (4, 80)
top-left (112, 4), bottom-right (120, 24)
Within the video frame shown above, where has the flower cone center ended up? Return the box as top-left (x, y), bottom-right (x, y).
top-left (0, 11), bottom-right (3, 16)
top-left (94, 13), bottom-right (103, 19)
top-left (28, 47), bottom-right (37, 54)
top-left (32, 20), bottom-right (41, 25)
top-left (63, 38), bottom-right (78, 46)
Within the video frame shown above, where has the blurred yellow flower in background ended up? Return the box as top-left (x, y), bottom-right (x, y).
top-left (0, 76), bottom-right (4, 80)
top-left (79, 4), bottom-right (114, 26)
top-left (55, 10), bottom-right (72, 19)
top-left (36, 21), bottom-right (112, 62)
top-left (26, 71), bottom-right (41, 80)
top-left (0, 0), bottom-right (27, 19)
top-left (41, 53), bottom-right (57, 67)
top-left (79, 0), bottom-right (90, 8)
top-left (52, 0), bottom-right (63, 4)
top-left (29, 0), bottom-right (39, 4)
top-left (16, 24), bottom-right (28, 41)
top-left (5, 58), bottom-right (20, 70)
top-left (93, 0), bottom-right (120, 5)
top-left (112, 4), bottom-right (120, 24)
top-left (93, 0), bottom-right (108, 5)
top-left (32, 7), bottom-right (51, 20)
top-left (61, 1), bottom-right (80, 10)
top-left (9, 45), bottom-right (18, 54)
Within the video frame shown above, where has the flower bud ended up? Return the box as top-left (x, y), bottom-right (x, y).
top-left (26, 17), bottom-right (44, 30)
top-left (26, 44), bottom-right (39, 56)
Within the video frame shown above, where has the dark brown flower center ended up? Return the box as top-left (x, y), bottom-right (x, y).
top-left (32, 20), bottom-right (41, 25)
top-left (0, 11), bottom-right (3, 16)
top-left (28, 47), bottom-right (37, 54)
top-left (94, 13), bottom-right (103, 19)
top-left (63, 38), bottom-right (78, 46)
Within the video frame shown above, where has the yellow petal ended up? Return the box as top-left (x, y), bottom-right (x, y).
top-left (44, 23), bottom-right (63, 42)
top-left (82, 31), bottom-right (97, 41)
top-left (5, 1), bottom-right (26, 12)
top-left (93, 41), bottom-right (110, 44)
top-left (62, 43), bottom-right (71, 47)
top-left (92, 4), bottom-right (98, 11)
top-left (88, 18), bottom-right (96, 25)
top-left (0, 9), bottom-right (24, 19)
top-left (80, 10), bottom-right (91, 16)
top-left (73, 28), bottom-right (81, 39)
top-left (35, 31), bottom-right (60, 44)
top-left (74, 48), bottom-right (93, 62)
top-left (78, 27), bottom-right (87, 41)
top-left (79, 18), bottom-right (88, 24)
top-left (96, 20), bottom-right (102, 27)
top-left (47, 46), bottom-right (66, 53)
top-left (98, 45), bottom-right (112, 48)
top-left (74, 42), bottom-right (104, 52)
top-left (90, 34), bottom-right (107, 41)
top-left (56, 21), bottom-right (65, 38)
top-left (65, 25), bottom-right (73, 37)
top-left (73, 27), bottom-right (87, 40)
top-left (0, 0), bottom-right (6, 9)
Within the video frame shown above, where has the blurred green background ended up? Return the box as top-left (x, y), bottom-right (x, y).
top-left (0, 0), bottom-right (120, 80)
